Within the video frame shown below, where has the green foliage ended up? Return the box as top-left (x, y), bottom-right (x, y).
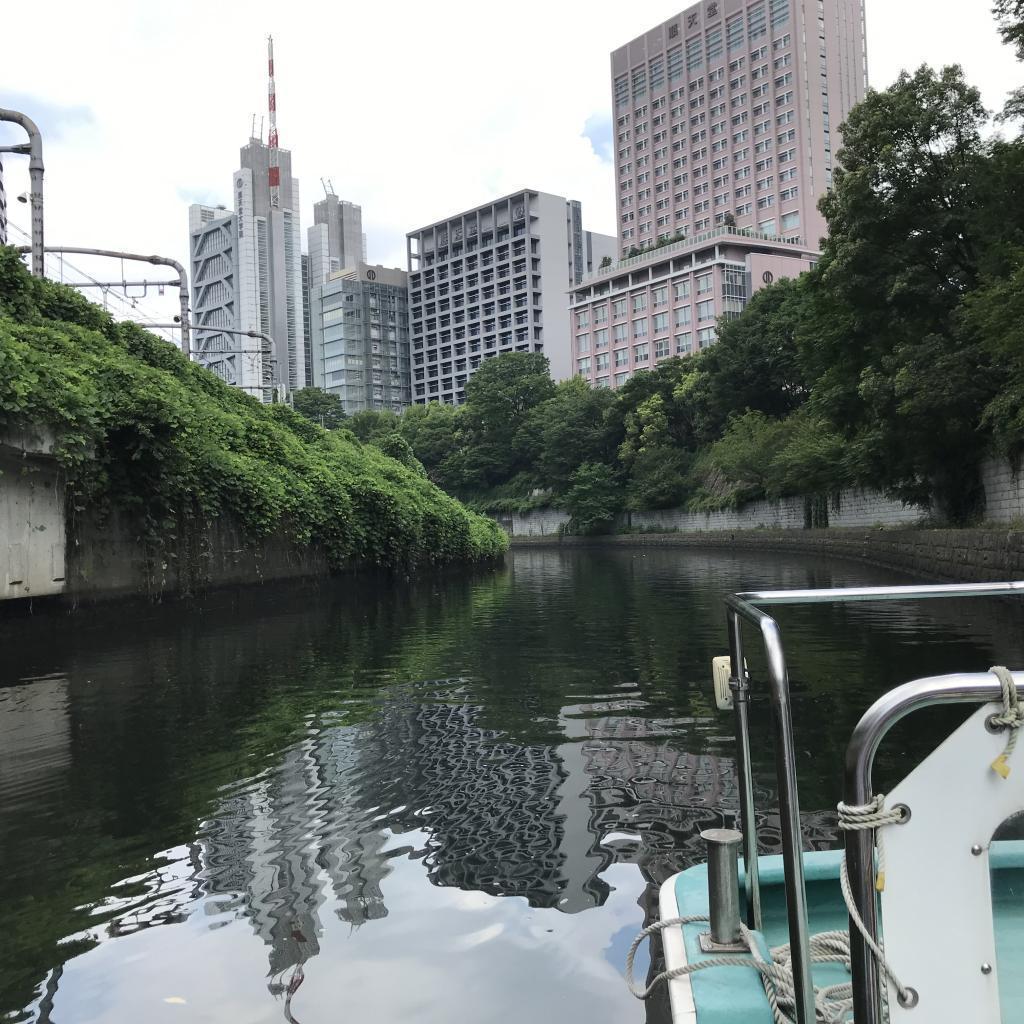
top-left (292, 386), bottom-right (346, 429)
top-left (0, 248), bottom-right (506, 570)
top-left (560, 462), bottom-right (623, 535)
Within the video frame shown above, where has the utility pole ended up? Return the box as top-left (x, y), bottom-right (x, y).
top-left (16, 245), bottom-right (190, 354)
top-left (0, 108), bottom-right (44, 277)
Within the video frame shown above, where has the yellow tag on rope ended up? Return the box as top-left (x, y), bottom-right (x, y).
top-left (991, 754), bottom-right (1012, 780)
top-left (875, 871), bottom-right (885, 893)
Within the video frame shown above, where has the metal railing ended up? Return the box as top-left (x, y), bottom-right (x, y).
top-left (723, 581), bottom-right (1024, 1024)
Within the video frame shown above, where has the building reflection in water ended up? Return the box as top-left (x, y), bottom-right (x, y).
top-left (188, 678), bottom-right (838, 999)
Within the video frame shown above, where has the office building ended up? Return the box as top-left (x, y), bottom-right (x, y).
top-left (307, 190), bottom-right (367, 290)
top-left (406, 190), bottom-right (616, 404)
top-left (308, 262), bottom-right (411, 413)
top-left (571, 0), bottom-right (867, 390)
top-left (188, 140), bottom-right (307, 399)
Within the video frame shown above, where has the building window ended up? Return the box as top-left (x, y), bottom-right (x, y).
top-left (696, 273), bottom-right (713, 295)
top-left (781, 210), bottom-right (800, 230)
top-left (655, 338), bottom-right (671, 359)
top-left (697, 299), bottom-right (716, 321)
top-left (674, 280), bottom-right (691, 300)
top-left (698, 327), bottom-right (717, 348)
top-left (653, 312), bottom-right (669, 333)
top-left (634, 343), bottom-right (650, 363)
top-left (614, 323), bottom-right (628, 343)
top-left (577, 357), bottom-right (591, 375)
top-left (594, 327), bottom-right (609, 349)
top-left (576, 311), bottom-right (590, 330)
top-left (615, 347), bottom-right (629, 367)
top-left (577, 333), bottom-right (590, 354)
top-left (613, 297), bottom-right (628, 318)
top-left (594, 305), bottom-right (609, 324)
top-left (633, 317), bottom-right (649, 338)
top-left (676, 332), bottom-right (693, 354)
top-left (633, 293), bottom-right (648, 313)
top-left (652, 285), bottom-right (668, 307)
top-left (615, 371), bottom-right (630, 387)
top-left (675, 305), bottom-right (692, 327)
top-left (595, 353), bottom-right (610, 371)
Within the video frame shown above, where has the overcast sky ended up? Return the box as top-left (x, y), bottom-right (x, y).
top-left (2, 0), bottom-right (1020, 330)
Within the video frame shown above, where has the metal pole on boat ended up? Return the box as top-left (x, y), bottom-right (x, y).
top-left (728, 609), bottom-right (762, 929)
top-left (702, 828), bottom-right (744, 944)
top-left (760, 616), bottom-right (816, 1024)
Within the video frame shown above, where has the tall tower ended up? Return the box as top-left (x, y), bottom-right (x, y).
top-left (267, 35), bottom-right (280, 210)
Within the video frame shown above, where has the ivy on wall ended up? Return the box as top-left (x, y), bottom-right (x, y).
top-left (0, 249), bottom-right (507, 570)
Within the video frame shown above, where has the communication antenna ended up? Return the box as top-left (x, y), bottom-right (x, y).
top-left (321, 177), bottom-right (337, 198)
top-left (267, 35), bottom-right (280, 209)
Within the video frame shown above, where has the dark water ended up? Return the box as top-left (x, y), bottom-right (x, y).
top-left (3, 546), bottom-right (1024, 1024)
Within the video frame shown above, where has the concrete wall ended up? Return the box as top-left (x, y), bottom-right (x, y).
top-left (981, 459), bottom-right (1024, 524)
top-left (67, 510), bottom-right (328, 604)
top-left (492, 508), bottom-right (571, 537)
top-left (0, 428), bottom-right (66, 599)
top-left (630, 488), bottom-right (922, 532)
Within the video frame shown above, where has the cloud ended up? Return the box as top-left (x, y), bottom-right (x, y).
top-left (0, 92), bottom-right (95, 146)
top-left (582, 113), bottom-right (614, 164)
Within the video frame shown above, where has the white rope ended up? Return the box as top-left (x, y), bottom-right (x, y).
top-left (988, 665), bottom-right (1023, 778)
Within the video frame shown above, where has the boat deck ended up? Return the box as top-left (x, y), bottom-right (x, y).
top-left (662, 842), bottom-right (1024, 1022)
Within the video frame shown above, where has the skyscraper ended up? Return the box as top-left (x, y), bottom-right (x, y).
top-left (568, 0), bottom-right (866, 391)
top-left (406, 189), bottom-right (616, 405)
top-left (307, 190), bottom-right (366, 290)
top-left (187, 39), bottom-right (307, 400)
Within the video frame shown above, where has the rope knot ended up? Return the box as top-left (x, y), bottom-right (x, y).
top-left (837, 794), bottom-right (906, 892)
top-left (989, 666), bottom-right (1023, 779)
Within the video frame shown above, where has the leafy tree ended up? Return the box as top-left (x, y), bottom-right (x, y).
top-left (599, 255), bottom-right (613, 269)
top-left (994, 0), bottom-right (1024, 123)
top-left (292, 387), bottom-right (346, 430)
top-left (371, 433), bottom-right (427, 476)
top-left (458, 352), bottom-right (556, 490)
top-left (521, 378), bottom-right (617, 493)
top-left (805, 64), bottom-right (998, 520)
top-left (347, 408), bottom-right (400, 442)
top-left (560, 462), bottom-right (623, 535)
top-left (398, 402), bottom-right (462, 482)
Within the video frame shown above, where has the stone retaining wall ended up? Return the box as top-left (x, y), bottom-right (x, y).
top-left (509, 529), bottom-right (1024, 583)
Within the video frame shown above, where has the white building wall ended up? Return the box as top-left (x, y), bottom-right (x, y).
top-left (535, 192), bottom-right (575, 382)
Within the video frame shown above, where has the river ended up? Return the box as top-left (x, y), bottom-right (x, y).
top-left (2, 546), bottom-right (1023, 1023)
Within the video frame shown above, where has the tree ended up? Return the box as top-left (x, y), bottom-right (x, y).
top-left (458, 352), bottom-right (556, 490)
top-left (804, 64), bottom-right (999, 520)
top-left (560, 462), bottom-right (622, 535)
top-left (346, 408), bottom-right (399, 442)
top-left (398, 402), bottom-right (462, 483)
top-left (599, 255), bottom-right (613, 269)
top-left (994, 1), bottom-right (1024, 123)
top-left (520, 378), bottom-right (617, 493)
top-left (693, 276), bottom-right (812, 444)
top-left (292, 387), bottom-right (346, 430)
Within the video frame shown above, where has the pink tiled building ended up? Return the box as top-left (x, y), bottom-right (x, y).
top-left (571, 0), bottom-right (866, 389)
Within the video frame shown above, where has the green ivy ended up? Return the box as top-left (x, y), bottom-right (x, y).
top-left (0, 248), bottom-right (507, 571)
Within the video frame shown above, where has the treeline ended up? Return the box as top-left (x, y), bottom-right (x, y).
top-left (311, 11), bottom-right (1024, 530)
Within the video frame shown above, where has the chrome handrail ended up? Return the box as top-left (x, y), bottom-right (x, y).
top-left (723, 580), bottom-right (1024, 1024)
top-left (844, 670), bottom-right (1021, 1024)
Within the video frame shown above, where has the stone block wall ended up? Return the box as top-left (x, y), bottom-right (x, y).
top-left (492, 508), bottom-right (571, 537)
top-left (982, 459), bottom-right (1024, 524)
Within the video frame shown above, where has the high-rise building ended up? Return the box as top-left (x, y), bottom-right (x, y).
top-left (187, 40), bottom-right (307, 401)
top-left (570, 0), bottom-right (867, 391)
top-left (308, 262), bottom-right (412, 413)
top-left (612, 0), bottom-right (866, 254)
top-left (307, 191), bottom-right (366, 290)
top-left (406, 189), bottom-right (616, 405)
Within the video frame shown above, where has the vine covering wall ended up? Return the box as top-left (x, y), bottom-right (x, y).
top-left (0, 249), bottom-right (507, 576)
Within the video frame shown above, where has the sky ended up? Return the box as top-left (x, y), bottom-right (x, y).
top-left (1, 0), bottom-right (1021, 332)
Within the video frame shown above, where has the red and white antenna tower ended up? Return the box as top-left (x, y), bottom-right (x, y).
top-left (267, 34), bottom-right (280, 209)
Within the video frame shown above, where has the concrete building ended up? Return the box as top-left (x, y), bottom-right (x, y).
top-left (309, 262), bottom-right (411, 413)
top-left (187, 138), bottom-right (307, 401)
top-left (307, 191), bottom-right (366, 290)
top-left (611, 0), bottom-right (866, 255)
top-left (406, 190), bottom-right (616, 404)
top-left (570, 227), bottom-right (817, 388)
top-left (571, 0), bottom-right (868, 390)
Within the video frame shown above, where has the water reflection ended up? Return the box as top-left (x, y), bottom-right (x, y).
top-left (3, 547), bottom-right (1024, 1023)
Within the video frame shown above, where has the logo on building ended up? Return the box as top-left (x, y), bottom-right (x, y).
top-left (366, 269), bottom-right (377, 281)
top-left (762, 270), bottom-right (774, 284)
